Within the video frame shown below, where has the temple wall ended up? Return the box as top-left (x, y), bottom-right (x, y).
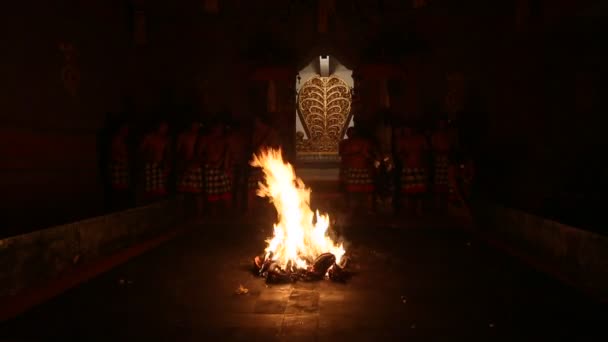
top-left (473, 201), bottom-right (608, 302)
top-left (473, 22), bottom-right (607, 234)
top-left (0, 197), bottom-right (186, 300)
top-left (0, 1), bottom-right (130, 236)
top-left (1, 0), bottom-right (605, 237)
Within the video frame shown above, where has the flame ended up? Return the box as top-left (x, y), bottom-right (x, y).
top-left (251, 148), bottom-right (345, 270)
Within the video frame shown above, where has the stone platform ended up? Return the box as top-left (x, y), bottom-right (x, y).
top-left (1, 216), bottom-right (606, 341)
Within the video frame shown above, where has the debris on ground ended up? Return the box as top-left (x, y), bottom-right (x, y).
top-left (235, 284), bottom-right (249, 295)
top-left (118, 278), bottom-right (133, 286)
top-left (401, 295), bottom-right (407, 304)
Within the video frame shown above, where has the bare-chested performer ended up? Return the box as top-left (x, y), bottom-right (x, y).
top-left (339, 127), bottom-right (375, 214)
top-left (140, 121), bottom-right (170, 199)
top-left (176, 121), bottom-right (204, 219)
top-left (248, 115), bottom-right (279, 212)
top-left (109, 123), bottom-right (130, 209)
top-left (398, 125), bottom-right (429, 216)
top-left (199, 122), bottom-right (232, 214)
top-left (373, 113), bottom-right (396, 210)
top-left (448, 150), bottom-right (475, 207)
top-left (226, 121), bottom-right (248, 212)
top-left (431, 119), bottom-right (451, 210)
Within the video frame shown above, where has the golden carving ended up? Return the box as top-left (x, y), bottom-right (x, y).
top-left (297, 76), bottom-right (352, 153)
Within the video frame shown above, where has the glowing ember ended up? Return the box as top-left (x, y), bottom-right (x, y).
top-left (251, 148), bottom-right (345, 274)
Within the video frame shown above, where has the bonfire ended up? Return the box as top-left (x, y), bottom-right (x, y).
top-left (251, 148), bottom-right (349, 283)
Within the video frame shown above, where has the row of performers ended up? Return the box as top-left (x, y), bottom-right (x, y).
top-left (339, 121), bottom-right (474, 215)
top-left (108, 116), bottom-right (278, 217)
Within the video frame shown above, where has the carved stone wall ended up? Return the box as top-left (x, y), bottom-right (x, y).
top-left (296, 75), bottom-right (352, 157)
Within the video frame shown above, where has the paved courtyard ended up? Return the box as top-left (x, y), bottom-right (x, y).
top-left (1, 215), bottom-right (606, 341)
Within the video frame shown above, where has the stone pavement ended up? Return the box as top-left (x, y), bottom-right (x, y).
top-left (1, 215), bottom-right (606, 341)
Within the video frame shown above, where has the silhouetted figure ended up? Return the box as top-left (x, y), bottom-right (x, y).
top-left (338, 128), bottom-right (352, 194)
top-left (448, 149), bottom-right (475, 208)
top-left (373, 113), bottom-right (396, 211)
top-left (226, 120), bottom-right (248, 212)
top-left (339, 127), bottom-right (375, 215)
top-left (140, 121), bottom-right (171, 200)
top-left (108, 122), bottom-right (132, 210)
top-left (431, 119), bottom-right (451, 211)
top-left (176, 121), bottom-right (204, 220)
top-left (199, 121), bottom-right (232, 215)
top-left (398, 125), bottom-right (429, 216)
top-left (248, 115), bottom-right (279, 213)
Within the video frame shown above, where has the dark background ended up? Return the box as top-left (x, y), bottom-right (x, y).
top-left (1, 0), bottom-right (606, 237)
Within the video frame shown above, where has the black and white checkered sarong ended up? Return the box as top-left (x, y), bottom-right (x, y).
top-left (402, 167), bottom-right (427, 193)
top-left (434, 154), bottom-right (449, 191)
top-left (145, 162), bottom-right (167, 195)
top-left (248, 167), bottom-right (264, 191)
top-left (178, 166), bottom-right (203, 193)
top-left (204, 165), bottom-right (232, 200)
top-left (110, 161), bottom-right (128, 190)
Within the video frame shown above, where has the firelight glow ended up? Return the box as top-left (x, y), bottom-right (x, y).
top-left (251, 148), bottom-right (345, 271)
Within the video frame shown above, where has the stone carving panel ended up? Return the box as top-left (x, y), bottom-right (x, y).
top-left (297, 75), bottom-right (352, 154)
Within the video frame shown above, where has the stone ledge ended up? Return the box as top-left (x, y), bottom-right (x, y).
top-left (0, 196), bottom-right (187, 299)
top-left (472, 200), bottom-right (608, 302)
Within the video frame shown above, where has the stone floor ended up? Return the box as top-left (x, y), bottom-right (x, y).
top-left (1, 214), bottom-right (606, 341)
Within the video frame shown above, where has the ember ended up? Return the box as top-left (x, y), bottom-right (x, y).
top-left (250, 148), bottom-right (349, 283)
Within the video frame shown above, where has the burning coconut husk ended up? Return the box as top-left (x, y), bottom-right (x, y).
top-left (250, 148), bottom-right (351, 283)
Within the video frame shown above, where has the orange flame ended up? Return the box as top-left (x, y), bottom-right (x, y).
top-left (251, 148), bottom-right (345, 270)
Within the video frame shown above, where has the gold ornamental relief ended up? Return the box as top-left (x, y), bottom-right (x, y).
top-left (297, 76), bottom-right (352, 153)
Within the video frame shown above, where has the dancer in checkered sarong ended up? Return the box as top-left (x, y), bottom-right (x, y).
top-left (177, 122), bottom-right (204, 220)
top-left (434, 154), bottom-right (449, 192)
top-left (110, 161), bottom-right (129, 190)
top-left (177, 122), bottom-right (203, 194)
top-left (199, 121), bottom-right (232, 214)
top-left (226, 122), bottom-right (248, 212)
top-left (401, 167), bottom-right (427, 194)
top-left (140, 121), bottom-right (170, 198)
top-left (447, 151), bottom-right (475, 207)
top-left (204, 165), bottom-right (232, 201)
top-left (178, 164), bottom-right (203, 193)
top-left (144, 162), bottom-right (168, 196)
top-left (431, 119), bottom-right (452, 210)
top-left (343, 167), bottom-right (374, 193)
top-left (248, 167), bottom-right (264, 192)
top-left (339, 127), bottom-right (375, 214)
top-left (248, 115), bottom-right (279, 213)
top-left (108, 123), bottom-right (131, 209)
top-left (397, 126), bottom-right (429, 216)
